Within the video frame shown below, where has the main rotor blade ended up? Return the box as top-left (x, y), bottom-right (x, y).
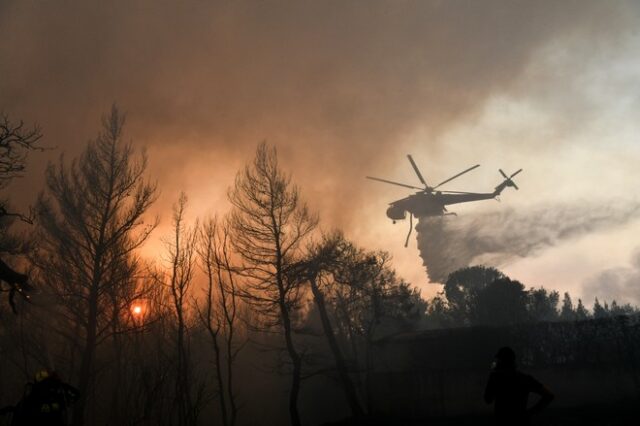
top-left (366, 176), bottom-right (424, 190)
top-left (510, 169), bottom-right (523, 178)
top-left (499, 169), bottom-right (508, 179)
top-left (433, 164), bottom-right (481, 189)
top-left (439, 190), bottom-right (477, 194)
top-left (407, 155), bottom-right (429, 188)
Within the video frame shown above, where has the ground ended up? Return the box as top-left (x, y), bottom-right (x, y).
top-left (320, 400), bottom-right (638, 426)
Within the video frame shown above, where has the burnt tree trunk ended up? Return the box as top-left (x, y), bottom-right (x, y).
top-left (309, 275), bottom-right (364, 418)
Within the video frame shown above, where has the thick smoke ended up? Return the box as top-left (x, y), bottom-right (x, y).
top-left (415, 201), bottom-right (640, 283)
top-left (0, 1), bottom-right (636, 228)
top-left (583, 249), bottom-right (640, 306)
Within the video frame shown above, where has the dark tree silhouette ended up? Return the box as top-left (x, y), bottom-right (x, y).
top-left (593, 298), bottom-right (609, 319)
top-left (473, 277), bottom-right (528, 326)
top-left (560, 292), bottom-right (576, 321)
top-left (575, 299), bottom-right (590, 320)
top-left (34, 106), bottom-right (157, 426)
top-left (196, 216), bottom-right (245, 426)
top-left (295, 233), bottom-right (364, 418)
top-left (0, 113), bottom-right (42, 190)
top-left (443, 266), bottom-right (505, 326)
top-left (559, 293), bottom-right (593, 321)
top-left (437, 266), bottom-right (567, 326)
top-left (327, 241), bottom-right (426, 412)
top-left (527, 287), bottom-right (560, 322)
top-left (609, 300), bottom-right (637, 316)
top-left (163, 193), bottom-right (204, 426)
top-left (228, 142), bottom-right (317, 426)
top-left (0, 113), bottom-right (42, 312)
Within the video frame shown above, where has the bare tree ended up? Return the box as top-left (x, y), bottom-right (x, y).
top-left (102, 256), bottom-right (160, 426)
top-left (0, 113), bottom-right (42, 312)
top-left (197, 216), bottom-right (244, 426)
top-left (34, 106), bottom-right (157, 426)
top-left (228, 142), bottom-right (317, 426)
top-left (164, 193), bottom-right (203, 426)
top-left (0, 112), bottom-right (42, 191)
top-left (124, 267), bottom-right (177, 426)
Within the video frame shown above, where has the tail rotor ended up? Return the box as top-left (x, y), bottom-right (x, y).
top-left (499, 168), bottom-right (522, 190)
top-left (494, 168), bottom-right (522, 195)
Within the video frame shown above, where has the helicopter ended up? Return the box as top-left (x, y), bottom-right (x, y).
top-left (366, 155), bottom-right (522, 246)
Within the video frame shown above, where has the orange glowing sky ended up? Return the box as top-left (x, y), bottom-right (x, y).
top-left (2, 1), bottom-right (640, 304)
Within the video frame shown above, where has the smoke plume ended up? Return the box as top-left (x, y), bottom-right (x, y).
top-left (582, 248), bottom-right (640, 306)
top-left (0, 1), bottom-right (636, 228)
top-left (416, 201), bottom-right (640, 283)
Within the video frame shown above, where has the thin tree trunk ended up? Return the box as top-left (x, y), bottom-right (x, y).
top-left (275, 228), bottom-right (302, 426)
top-left (309, 276), bottom-right (363, 417)
top-left (207, 324), bottom-right (229, 426)
top-left (279, 290), bottom-right (302, 426)
top-left (73, 284), bottom-right (99, 426)
top-left (221, 236), bottom-right (240, 426)
top-left (225, 330), bottom-right (238, 426)
top-left (284, 326), bottom-right (302, 426)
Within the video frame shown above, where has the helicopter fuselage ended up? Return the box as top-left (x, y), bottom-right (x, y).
top-left (387, 190), bottom-right (501, 222)
top-left (367, 155), bottom-right (521, 225)
top-left (368, 155), bottom-right (521, 246)
top-left (387, 193), bottom-right (444, 220)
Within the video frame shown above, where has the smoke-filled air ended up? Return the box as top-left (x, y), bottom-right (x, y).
top-left (417, 201), bottom-right (640, 283)
top-left (2, 1), bottom-right (640, 426)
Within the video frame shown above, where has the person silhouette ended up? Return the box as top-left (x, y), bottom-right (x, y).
top-left (3, 369), bottom-right (79, 426)
top-left (484, 347), bottom-right (554, 426)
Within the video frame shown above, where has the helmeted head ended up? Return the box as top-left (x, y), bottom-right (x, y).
top-left (494, 346), bottom-right (516, 370)
top-left (34, 369), bottom-right (50, 382)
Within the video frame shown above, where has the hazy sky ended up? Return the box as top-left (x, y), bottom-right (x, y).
top-left (2, 1), bottom-right (640, 303)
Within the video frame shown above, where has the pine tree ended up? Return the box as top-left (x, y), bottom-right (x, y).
top-left (35, 106), bottom-right (157, 426)
top-left (560, 292), bottom-right (575, 321)
top-left (575, 299), bottom-right (590, 320)
top-left (593, 298), bottom-right (609, 319)
top-left (228, 143), bottom-right (317, 426)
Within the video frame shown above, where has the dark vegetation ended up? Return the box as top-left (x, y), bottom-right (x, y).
top-left (425, 265), bottom-right (638, 329)
top-left (369, 316), bottom-right (640, 423)
top-left (0, 107), bottom-right (638, 426)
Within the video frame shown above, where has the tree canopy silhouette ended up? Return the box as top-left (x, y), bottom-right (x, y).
top-left (228, 142), bottom-right (317, 426)
top-left (34, 106), bottom-right (157, 426)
